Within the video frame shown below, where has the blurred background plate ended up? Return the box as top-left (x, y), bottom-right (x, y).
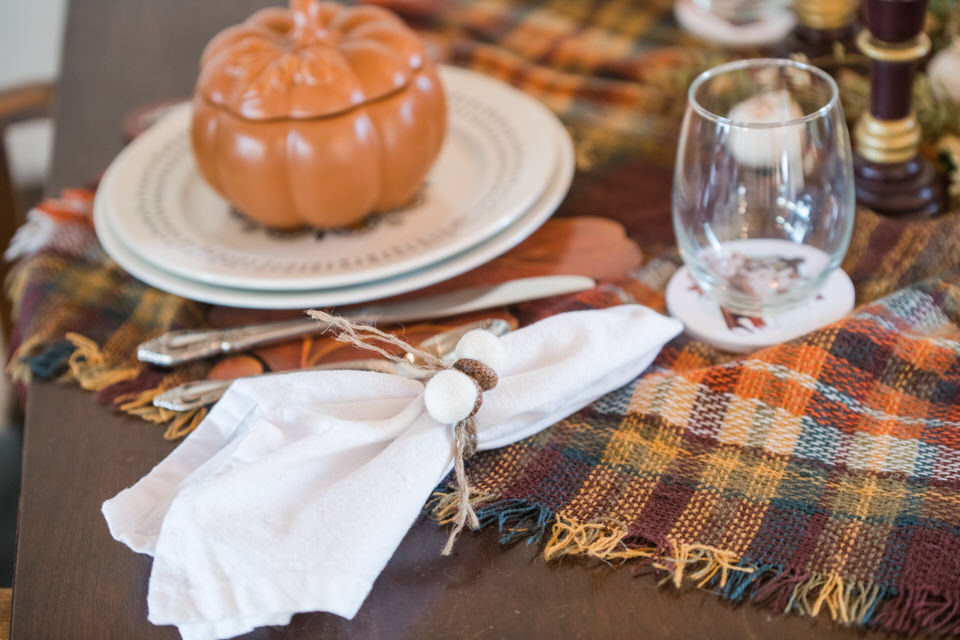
top-left (98, 66), bottom-right (559, 291)
top-left (94, 113), bottom-right (574, 309)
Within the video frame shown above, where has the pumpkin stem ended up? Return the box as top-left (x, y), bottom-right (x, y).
top-left (290, 0), bottom-right (324, 46)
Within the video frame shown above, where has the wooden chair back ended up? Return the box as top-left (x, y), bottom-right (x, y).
top-left (0, 82), bottom-right (55, 340)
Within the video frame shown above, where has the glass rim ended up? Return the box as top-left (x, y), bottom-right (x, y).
top-left (687, 58), bottom-right (840, 130)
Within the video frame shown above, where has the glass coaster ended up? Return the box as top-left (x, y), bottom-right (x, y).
top-left (665, 265), bottom-right (854, 353)
top-left (673, 0), bottom-right (796, 48)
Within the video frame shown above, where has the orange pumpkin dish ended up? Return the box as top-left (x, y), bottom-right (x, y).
top-left (191, 0), bottom-right (447, 229)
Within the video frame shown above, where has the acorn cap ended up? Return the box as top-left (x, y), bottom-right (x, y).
top-left (453, 358), bottom-right (499, 392)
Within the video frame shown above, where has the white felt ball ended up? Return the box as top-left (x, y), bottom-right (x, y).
top-left (424, 370), bottom-right (480, 424)
top-left (455, 329), bottom-right (507, 375)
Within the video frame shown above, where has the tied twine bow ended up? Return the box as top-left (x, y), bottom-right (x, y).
top-left (306, 310), bottom-right (497, 555)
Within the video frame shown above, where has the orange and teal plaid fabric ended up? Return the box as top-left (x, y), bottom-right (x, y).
top-left (443, 264), bottom-right (960, 636)
top-left (8, 0), bottom-right (960, 635)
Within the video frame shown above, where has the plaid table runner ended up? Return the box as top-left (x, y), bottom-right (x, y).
top-left (8, 0), bottom-right (960, 634)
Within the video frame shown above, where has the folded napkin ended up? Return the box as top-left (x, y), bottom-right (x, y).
top-left (102, 305), bottom-right (682, 640)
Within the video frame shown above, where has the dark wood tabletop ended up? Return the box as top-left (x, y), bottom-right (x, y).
top-left (10, 1), bottom-right (891, 638)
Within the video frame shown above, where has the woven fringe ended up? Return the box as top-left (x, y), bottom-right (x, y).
top-left (7, 334), bottom-right (54, 383)
top-left (7, 332), bottom-right (208, 439)
top-left (544, 517), bottom-right (656, 562)
top-left (63, 332), bottom-right (141, 390)
top-left (428, 488), bottom-right (960, 636)
top-left (112, 385), bottom-right (208, 440)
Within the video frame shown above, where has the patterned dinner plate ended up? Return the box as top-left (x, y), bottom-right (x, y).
top-left (94, 112), bottom-right (574, 309)
top-left (98, 66), bottom-right (558, 291)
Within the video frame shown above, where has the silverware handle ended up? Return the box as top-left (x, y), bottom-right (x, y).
top-left (138, 318), bottom-right (325, 366)
top-left (153, 379), bottom-right (234, 411)
top-left (153, 358), bottom-right (406, 411)
top-left (217, 318), bottom-right (327, 352)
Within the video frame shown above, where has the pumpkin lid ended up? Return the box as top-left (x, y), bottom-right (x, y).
top-left (196, 0), bottom-right (429, 120)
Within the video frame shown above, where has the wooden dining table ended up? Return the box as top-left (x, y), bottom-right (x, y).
top-left (7, 1), bottom-right (895, 638)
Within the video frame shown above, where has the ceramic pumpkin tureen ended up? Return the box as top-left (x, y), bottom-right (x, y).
top-left (191, 0), bottom-right (447, 229)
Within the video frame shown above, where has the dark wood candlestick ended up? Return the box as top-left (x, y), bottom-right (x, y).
top-left (853, 0), bottom-right (946, 218)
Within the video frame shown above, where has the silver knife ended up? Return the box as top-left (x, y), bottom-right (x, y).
top-left (137, 275), bottom-right (594, 366)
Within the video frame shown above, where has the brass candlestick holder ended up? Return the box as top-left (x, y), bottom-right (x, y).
top-left (853, 0), bottom-right (946, 218)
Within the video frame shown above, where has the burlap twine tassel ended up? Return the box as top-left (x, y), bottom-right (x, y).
top-left (306, 309), bottom-right (486, 555)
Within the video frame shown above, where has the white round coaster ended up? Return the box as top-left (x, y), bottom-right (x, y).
top-left (665, 266), bottom-right (854, 353)
top-left (673, 0), bottom-right (796, 48)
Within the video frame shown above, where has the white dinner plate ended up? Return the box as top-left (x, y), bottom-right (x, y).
top-left (99, 65), bottom-right (558, 291)
top-left (94, 113), bottom-right (574, 309)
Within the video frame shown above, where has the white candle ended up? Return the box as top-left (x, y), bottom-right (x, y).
top-left (929, 38), bottom-right (960, 104)
top-left (726, 90), bottom-right (806, 168)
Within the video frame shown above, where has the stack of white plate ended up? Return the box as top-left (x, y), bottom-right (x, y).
top-left (93, 66), bottom-right (575, 309)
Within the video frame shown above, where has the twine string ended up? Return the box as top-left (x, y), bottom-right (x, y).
top-left (306, 309), bottom-right (447, 371)
top-left (307, 309), bottom-right (483, 554)
top-left (443, 415), bottom-right (480, 555)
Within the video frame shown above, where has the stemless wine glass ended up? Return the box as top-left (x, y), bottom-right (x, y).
top-left (673, 58), bottom-right (854, 316)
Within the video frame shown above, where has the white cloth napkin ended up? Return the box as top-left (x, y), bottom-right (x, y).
top-left (102, 305), bottom-right (682, 640)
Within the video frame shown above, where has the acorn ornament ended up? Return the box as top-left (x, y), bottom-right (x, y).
top-left (424, 370), bottom-right (482, 424)
top-left (303, 310), bottom-right (511, 554)
top-left (454, 328), bottom-right (507, 375)
top-left (453, 358), bottom-right (498, 391)
top-left (423, 330), bottom-right (505, 425)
